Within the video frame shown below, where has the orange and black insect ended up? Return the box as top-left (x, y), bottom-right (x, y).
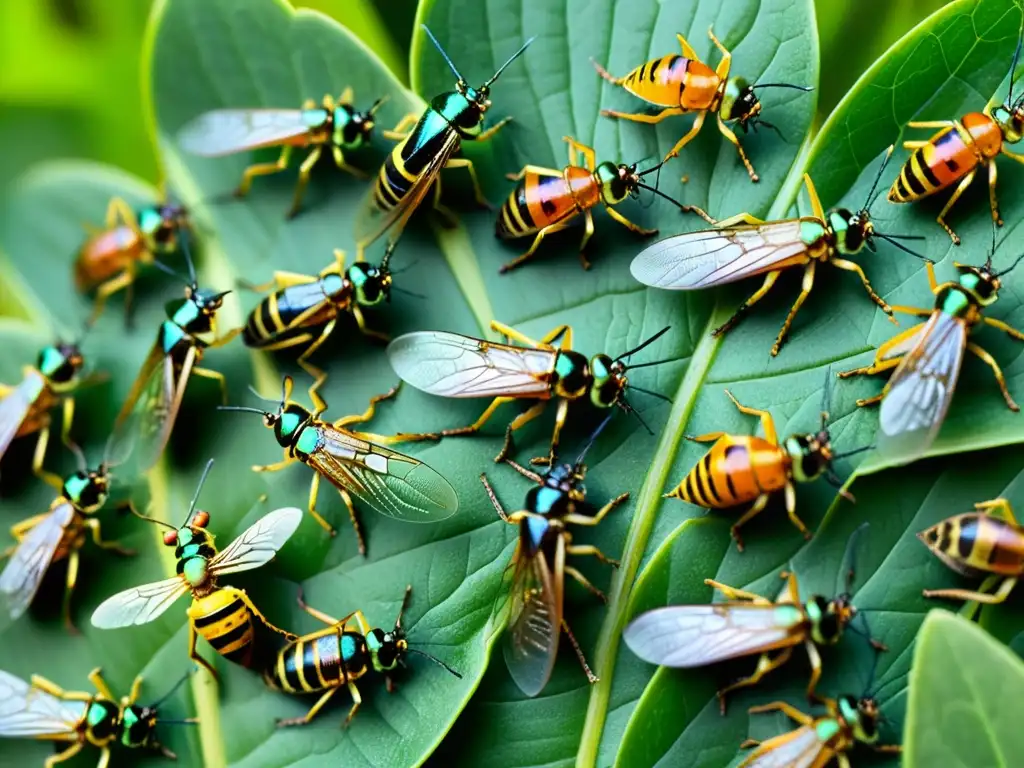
top-left (592, 27), bottom-right (812, 181)
top-left (495, 136), bottom-right (711, 273)
top-left (889, 27), bottom-right (1024, 244)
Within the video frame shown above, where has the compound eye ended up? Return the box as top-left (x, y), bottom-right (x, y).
top-left (163, 531), bottom-right (177, 546)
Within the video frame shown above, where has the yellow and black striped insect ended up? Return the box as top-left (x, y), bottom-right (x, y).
top-left (91, 460), bottom-right (302, 679)
top-left (265, 586), bottom-right (460, 728)
top-left (918, 498), bottom-right (1024, 605)
top-left (356, 26), bottom-right (533, 259)
top-left (593, 27), bottom-right (812, 181)
top-left (178, 88), bottom-right (387, 218)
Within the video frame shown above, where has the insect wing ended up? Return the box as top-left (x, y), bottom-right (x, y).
top-left (503, 536), bottom-right (563, 697)
top-left (739, 724), bottom-right (825, 768)
top-left (878, 311), bottom-right (966, 461)
top-left (387, 331), bottom-right (555, 399)
top-left (209, 506), bottom-right (303, 576)
top-left (0, 670), bottom-right (85, 738)
top-left (630, 220), bottom-right (808, 289)
top-left (0, 371), bottom-right (45, 460)
top-left (308, 429), bottom-right (459, 521)
top-left (177, 109), bottom-right (312, 156)
top-left (623, 603), bottom-right (802, 667)
top-left (90, 575), bottom-right (189, 629)
top-left (0, 502), bottom-right (74, 620)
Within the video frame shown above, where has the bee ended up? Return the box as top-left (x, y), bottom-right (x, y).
top-left (265, 586), bottom-right (461, 727)
top-left (593, 27), bottom-right (812, 181)
top-left (90, 460), bottom-right (303, 679)
top-left (630, 148), bottom-right (931, 356)
top-left (356, 26), bottom-right (533, 259)
top-left (177, 89), bottom-right (387, 218)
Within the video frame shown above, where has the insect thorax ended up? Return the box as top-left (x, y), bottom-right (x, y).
top-left (798, 218), bottom-right (832, 258)
top-left (273, 404), bottom-right (315, 452)
top-left (332, 105), bottom-right (372, 149)
top-left (829, 208), bottom-right (872, 255)
top-left (37, 343), bottom-right (84, 388)
top-left (62, 469), bottom-right (110, 514)
top-left (165, 294), bottom-right (216, 339)
top-left (366, 627), bottom-right (404, 672)
top-left (838, 695), bottom-right (881, 745)
top-left (120, 705), bottom-right (158, 748)
top-left (784, 434), bottom-right (829, 482)
top-left (720, 77), bottom-right (757, 122)
top-left (431, 90), bottom-right (485, 137)
top-left (526, 483), bottom-right (574, 517)
top-left (805, 595), bottom-right (846, 645)
top-left (136, 204), bottom-right (182, 255)
top-left (175, 529), bottom-right (214, 587)
top-left (552, 349), bottom-right (591, 399)
top-left (346, 263), bottom-right (391, 306)
top-left (84, 699), bottom-right (121, 745)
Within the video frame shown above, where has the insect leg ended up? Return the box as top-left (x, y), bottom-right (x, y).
top-left (84, 668), bottom-right (116, 701)
top-left (288, 146), bottom-right (323, 218)
top-left (561, 618), bottom-right (599, 683)
top-left (804, 639), bottom-right (823, 701)
top-left (499, 457), bottom-right (545, 484)
top-left (532, 397), bottom-right (568, 467)
top-left (479, 473), bottom-right (513, 523)
top-left (337, 88), bottom-right (353, 105)
top-left (663, 111), bottom-right (706, 162)
top-left (923, 577), bottom-right (1017, 604)
top-left (433, 396), bottom-right (515, 440)
top-left (337, 487), bottom-right (365, 553)
top-left (505, 400), bottom-right (548, 464)
top-left (43, 741), bottom-right (84, 767)
top-left (296, 591), bottom-right (348, 626)
top-left (235, 145), bottom-right (293, 198)
top-left (730, 493), bottom-right (770, 552)
top-left (564, 564), bottom-right (608, 602)
top-left (987, 158), bottom-right (1003, 226)
top-left (935, 168), bottom-right (976, 245)
top-left (606, 205), bottom-right (658, 236)
top-left (31, 425), bottom-right (64, 491)
top-left (711, 269), bottom-right (784, 339)
top-left (334, 385), bottom-right (399, 428)
top-left (783, 482), bottom-right (813, 540)
top-left (499, 220), bottom-right (572, 273)
top-left (207, 326), bottom-right (244, 348)
top-left (506, 164), bottom-right (562, 181)
top-left (239, 270), bottom-right (319, 293)
top-left (307, 472), bottom-right (338, 537)
top-left (296, 320), bottom-right (337, 412)
top-left (747, 700), bottom-right (815, 725)
top-left (251, 451), bottom-right (294, 473)
top-left (966, 342), bottom-right (1020, 411)
top-left (58, 548), bottom-right (78, 632)
top-left (677, 32), bottom-right (699, 59)
top-left (771, 260), bottom-right (817, 356)
top-left (983, 316), bottom-right (1024, 341)
top-left (830, 257), bottom-right (895, 322)
top-left (716, 646), bottom-right (794, 714)
top-left (277, 687), bottom-right (341, 727)
top-left (563, 136), bottom-right (597, 171)
top-left (591, 58), bottom-right (629, 85)
top-left (578, 211), bottom-right (595, 270)
top-left (88, 270), bottom-right (136, 327)
top-left (566, 544), bottom-right (620, 568)
top-left (123, 674), bottom-right (143, 706)
top-left (902, 141), bottom-right (930, 149)
top-left (188, 623), bottom-right (219, 680)
top-left (724, 390), bottom-right (778, 444)
top-left (906, 120), bottom-right (960, 129)
top-left (84, 518), bottom-right (135, 555)
top-left (442, 158), bottom-right (490, 208)
top-left (351, 305), bottom-right (389, 343)
top-left (342, 681), bottom-right (363, 727)
top-left (601, 106), bottom-right (686, 126)
top-left (716, 115), bottom-right (757, 182)
top-left (381, 113), bottom-right (420, 141)
top-left (683, 432), bottom-right (727, 443)
top-left (104, 196), bottom-right (136, 230)
top-left (2, 512), bottom-right (51, 556)
top-left (975, 498), bottom-right (1018, 524)
top-left (854, 393), bottom-right (884, 408)
top-left (191, 366), bottom-right (231, 406)
top-left (236, 588), bottom-right (297, 638)
top-left (332, 146), bottom-right (369, 180)
top-left (566, 491), bottom-right (630, 526)
top-left (476, 117), bottom-right (512, 142)
top-left (703, 579), bottom-right (772, 604)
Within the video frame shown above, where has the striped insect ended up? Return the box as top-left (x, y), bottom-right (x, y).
top-left (356, 26), bottom-right (533, 259)
top-left (265, 585), bottom-right (460, 728)
top-left (918, 497), bottom-right (1024, 606)
top-left (0, 666), bottom-right (195, 767)
top-left (496, 136), bottom-right (712, 273)
top-left (90, 460), bottom-right (303, 680)
top-left (479, 416), bottom-right (629, 697)
top-left (837, 252), bottom-right (1024, 463)
top-left (630, 149), bottom-right (931, 356)
top-left (888, 27), bottom-right (1024, 244)
top-left (593, 27), bottom-right (812, 181)
top-left (387, 322), bottom-right (672, 466)
top-left (218, 375), bottom-right (458, 553)
top-left (177, 88), bottom-right (387, 218)
top-left (663, 386), bottom-right (869, 551)
top-left (75, 196), bottom-right (190, 325)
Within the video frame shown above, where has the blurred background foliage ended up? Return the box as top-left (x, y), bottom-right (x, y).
top-left (0, 0), bottom-right (949, 204)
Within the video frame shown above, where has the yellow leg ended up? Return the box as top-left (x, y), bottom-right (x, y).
top-left (704, 579), bottom-right (772, 604)
top-left (923, 577), bottom-right (1018, 604)
top-left (503, 400), bottom-right (549, 464)
top-left (242, 269), bottom-right (318, 294)
top-left (104, 196), bottom-right (136, 230)
top-left (855, 392), bottom-right (885, 408)
top-left (771, 260), bottom-right (816, 356)
top-left (88, 270), bottom-right (136, 327)
top-left (784, 482), bottom-right (813, 540)
top-left (664, 111), bottom-right (707, 163)
top-left (480, 473), bottom-right (512, 523)
top-left (287, 146), bottom-right (323, 218)
top-left (967, 342), bottom-right (1019, 411)
top-left (235, 145), bottom-right (293, 197)
top-left (724, 390), bottom-right (778, 444)
top-left (975, 498), bottom-right (1018, 525)
top-left (351, 305), bottom-right (389, 343)
top-left (332, 145), bottom-right (368, 180)
top-left (902, 141), bottom-right (929, 149)
top-left (338, 487), bottom-right (366, 554)
top-left (730, 493), bottom-right (770, 552)
top-left (236, 588), bottom-right (296, 637)
top-left (335, 385), bottom-right (399, 428)
top-left (191, 366), bottom-right (230, 406)
top-left (983, 316), bottom-right (1024, 341)
top-left (506, 164), bottom-right (562, 181)
top-left (88, 668), bottom-right (116, 701)
top-left (499, 220), bottom-right (571, 273)
top-left (534, 396), bottom-right (570, 467)
top-left (564, 564), bottom-right (608, 602)
top-left (252, 452), bottom-right (294, 473)
top-left (31, 425), bottom-right (64, 491)
top-left (606, 205), bottom-right (657, 236)
top-left (831, 257), bottom-right (895, 322)
top-left (601, 106), bottom-right (686, 126)
top-left (566, 543), bottom-right (620, 567)
top-left (44, 742), bottom-right (84, 768)
top-left (907, 120), bottom-right (959, 129)
top-left (276, 687), bottom-right (340, 727)
top-left (578, 210), bottom-right (595, 270)
top-left (491, 320), bottom-right (570, 350)
top-left (746, 700), bottom-right (814, 726)
top-left (987, 158), bottom-right (1002, 227)
top-left (804, 639), bottom-right (823, 701)
top-left (435, 396), bottom-right (513, 438)
top-left (936, 168), bottom-right (977, 245)
top-left (123, 674), bottom-right (143, 706)
top-left (382, 112), bottom-right (420, 141)
top-left (84, 518), bottom-right (134, 554)
top-left (717, 647), bottom-right (794, 714)
top-left (562, 618), bottom-right (598, 684)
top-left (711, 269), bottom-right (786, 340)
top-left (188, 623), bottom-right (219, 681)
top-left (716, 115), bottom-right (757, 182)
top-left (564, 136), bottom-right (597, 170)
top-left (306, 472), bottom-right (338, 537)
top-left (442, 157), bottom-right (490, 208)
top-left (476, 117), bottom-right (512, 142)
top-left (707, 26), bottom-right (731, 63)
top-left (296, 319), bottom-right (337, 413)
top-left (566, 492), bottom-right (630, 526)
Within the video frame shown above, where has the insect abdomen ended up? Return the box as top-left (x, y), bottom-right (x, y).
top-left (75, 227), bottom-right (142, 290)
top-left (922, 513), bottom-right (1024, 576)
top-left (889, 123), bottom-right (980, 202)
top-left (676, 436), bottom-right (787, 508)
top-left (190, 588), bottom-right (256, 667)
top-left (497, 170), bottom-right (587, 238)
top-left (616, 55), bottom-right (715, 110)
top-left (373, 110), bottom-right (452, 213)
top-left (265, 629), bottom-right (368, 693)
top-left (243, 280), bottom-right (342, 346)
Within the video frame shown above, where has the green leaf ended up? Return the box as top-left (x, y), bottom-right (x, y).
top-left (905, 609), bottom-right (1024, 767)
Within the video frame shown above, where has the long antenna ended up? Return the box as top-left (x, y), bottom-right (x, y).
top-left (863, 145), bottom-right (894, 211)
top-left (751, 83), bottom-right (814, 92)
top-left (482, 36), bottom-right (537, 88)
top-left (183, 459), bottom-right (215, 526)
top-left (619, 399), bottom-right (653, 435)
top-left (407, 648), bottom-right (463, 678)
top-left (575, 412), bottom-right (615, 467)
top-left (149, 668), bottom-right (195, 709)
top-left (179, 232), bottom-right (198, 289)
top-left (367, 95), bottom-right (390, 115)
top-left (126, 506), bottom-right (177, 531)
top-left (832, 444), bottom-right (876, 461)
top-left (614, 326), bottom-right (671, 363)
top-left (394, 585), bottom-right (413, 631)
top-left (1005, 21), bottom-right (1024, 107)
top-left (217, 405), bottom-right (267, 416)
top-left (421, 25), bottom-right (465, 83)
top-left (873, 232), bottom-right (933, 263)
top-left (627, 384), bottom-right (672, 402)
top-left (247, 384), bottom-right (282, 405)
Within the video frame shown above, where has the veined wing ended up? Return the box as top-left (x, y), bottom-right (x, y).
top-left (177, 109), bottom-right (312, 156)
top-left (387, 331), bottom-right (555, 399)
top-left (739, 724), bottom-right (826, 768)
top-left (878, 311), bottom-right (966, 461)
top-left (623, 603), bottom-right (804, 667)
top-left (0, 371), bottom-right (45, 460)
top-left (308, 428), bottom-right (459, 521)
top-left (630, 219), bottom-right (809, 289)
top-left (209, 506), bottom-right (303, 576)
top-left (503, 536), bottom-right (563, 697)
top-left (0, 501), bottom-right (74, 620)
top-left (90, 575), bottom-right (189, 629)
top-left (0, 669), bottom-right (85, 738)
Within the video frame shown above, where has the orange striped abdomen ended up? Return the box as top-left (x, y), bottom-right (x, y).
top-left (497, 167), bottom-right (595, 239)
top-left (676, 435), bottom-right (789, 509)
top-left (920, 513), bottom-right (1024, 577)
top-left (616, 55), bottom-right (718, 110)
top-left (75, 226), bottom-right (144, 290)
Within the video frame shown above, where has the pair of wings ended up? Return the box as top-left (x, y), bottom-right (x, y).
top-left (90, 506), bottom-right (303, 629)
top-left (177, 109), bottom-right (319, 157)
top-left (0, 501), bottom-right (76, 621)
top-left (387, 331), bottom-right (557, 399)
top-left (0, 669), bottom-right (87, 739)
top-left (0, 370), bottom-right (47, 462)
top-left (739, 723), bottom-right (835, 768)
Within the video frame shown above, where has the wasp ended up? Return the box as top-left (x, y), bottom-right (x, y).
top-left (918, 497), bottom-right (1024, 606)
top-left (496, 136), bottom-right (712, 273)
top-left (479, 416), bottom-right (629, 697)
top-left (386, 322), bottom-right (672, 466)
top-left (356, 26), bottom-right (534, 259)
top-left (630, 148), bottom-right (931, 356)
top-left (837, 252), bottom-right (1024, 463)
top-left (888, 28), bottom-right (1024, 244)
top-left (0, 666), bottom-right (195, 766)
top-left (663, 385), bottom-right (869, 551)
top-left (75, 196), bottom-right (190, 325)
top-left (90, 460), bottom-right (303, 680)
top-left (592, 27), bottom-right (812, 181)
top-left (177, 88), bottom-right (387, 218)
top-left (266, 585), bottom-right (461, 727)
top-left (218, 375), bottom-right (458, 553)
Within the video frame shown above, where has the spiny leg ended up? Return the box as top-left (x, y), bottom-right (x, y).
top-left (731, 493), bottom-right (770, 552)
top-left (716, 116), bottom-right (758, 182)
top-left (923, 576), bottom-right (1018, 604)
top-left (936, 168), bottom-right (977, 245)
top-left (413, 395), bottom-right (513, 442)
top-left (276, 687), bottom-right (340, 727)
top-left (499, 220), bottom-right (571, 273)
top-left (771, 260), bottom-right (817, 356)
top-left (831, 257), bottom-right (895, 322)
top-left (338, 487), bottom-right (366, 555)
top-left (564, 564), bottom-right (607, 602)
top-left (307, 473), bottom-right (338, 537)
top-left (287, 146), bottom-right (323, 218)
top-left (712, 269), bottom-right (784, 339)
top-left (562, 618), bottom-right (598, 684)
top-left (479, 473), bottom-right (513, 523)
top-left (717, 647), bottom-right (794, 714)
top-left (499, 458), bottom-right (544, 484)
top-left (236, 145), bottom-right (293, 198)
top-left (967, 342), bottom-right (1019, 411)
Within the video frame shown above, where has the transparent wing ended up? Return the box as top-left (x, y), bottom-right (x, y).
top-left (0, 501), bottom-right (74, 620)
top-left (630, 219), bottom-right (809, 289)
top-left (622, 604), bottom-right (802, 667)
top-left (741, 724), bottom-right (825, 768)
top-left (0, 371), bottom-right (45, 460)
top-left (177, 109), bottom-right (311, 156)
top-left (387, 331), bottom-right (555, 399)
top-left (0, 669), bottom-right (85, 738)
top-left (308, 429), bottom-right (459, 522)
top-left (878, 312), bottom-right (966, 461)
top-left (209, 506), bottom-right (303, 576)
top-left (90, 575), bottom-right (189, 629)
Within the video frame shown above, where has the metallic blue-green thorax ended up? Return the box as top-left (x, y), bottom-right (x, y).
top-left (85, 700), bottom-right (119, 739)
top-left (301, 107), bottom-right (330, 130)
top-left (136, 205), bottom-right (165, 237)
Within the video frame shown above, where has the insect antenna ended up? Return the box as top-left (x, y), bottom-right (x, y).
top-left (751, 83), bottom-right (815, 93)
top-left (831, 444), bottom-right (875, 461)
top-left (1003, 21), bottom-right (1024, 108)
top-left (179, 233), bottom-right (198, 289)
top-left (149, 667), bottom-right (196, 709)
top-left (482, 36), bottom-right (537, 88)
top-left (393, 584), bottom-right (413, 631)
top-left (406, 648), bottom-right (464, 678)
top-left (217, 405), bottom-right (268, 416)
top-left (614, 326), bottom-right (671, 363)
top-left (574, 411), bottom-right (616, 468)
top-left (150, 258), bottom-right (189, 283)
top-left (636, 182), bottom-right (711, 221)
top-left (619, 399), bottom-right (654, 435)
top-left (247, 384), bottom-right (282, 405)
top-left (391, 285), bottom-right (428, 299)
top-left (995, 251), bottom-right (1024, 278)
top-left (64, 435), bottom-right (88, 473)
top-left (626, 384), bottom-right (672, 402)
top-left (754, 118), bottom-right (786, 141)
top-left (862, 145), bottom-right (895, 211)
top-left (183, 459), bottom-right (215, 526)
top-left (872, 232), bottom-right (933, 263)
top-left (125, 505), bottom-right (178, 531)
top-left (836, 521), bottom-right (871, 597)
top-left (367, 94), bottom-right (390, 116)
top-left (421, 25), bottom-right (465, 83)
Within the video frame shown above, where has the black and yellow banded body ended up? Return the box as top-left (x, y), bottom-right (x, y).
top-left (244, 275), bottom-right (347, 346)
top-left (267, 625), bottom-right (371, 694)
top-left (497, 167), bottom-right (598, 238)
top-left (372, 106), bottom-right (456, 213)
top-left (673, 434), bottom-right (789, 510)
top-left (607, 53), bottom-right (720, 112)
top-left (188, 586), bottom-right (260, 667)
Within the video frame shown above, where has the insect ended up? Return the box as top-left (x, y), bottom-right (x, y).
top-left (265, 585), bottom-right (461, 727)
top-left (479, 416), bottom-right (629, 697)
top-left (218, 375), bottom-right (458, 553)
top-left (918, 497), bottom-right (1024, 605)
top-left (888, 28), bottom-right (1024, 244)
top-left (837, 252), bottom-right (1024, 463)
top-left (111, 243), bottom-right (240, 476)
top-left (0, 436), bottom-right (133, 631)
top-left (177, 88), bottom-right (387, 218)
top-left (630, 149), bottom-right (931, 356)
top-left (75, 196), bottom-right (190, 325)
top-left (495, 136), bottom-right (712, 273)
top-left (386, 321), bottom-right (672, 466)
top-left (592, 27), bottom-right (812, 181)
top-left (90, 460), bottom-right (303, 680)
top-left (356, 25), bottom-right (534, 259)
top-left (0, 666), bottom-right (195, 767)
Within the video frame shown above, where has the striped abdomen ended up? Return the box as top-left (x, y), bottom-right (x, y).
top-left (243, 277), bottom-right (347, 346)
top-left (919, 513), bottom-right (1024, 577)
top-left (496, 167), bottom-right (598, 239)
top-left (614, 55), bottom-right (719, 110)
top-left (674, 435), bottom-right (789, 509)
top-left (373, 110), bottom-right (455, 213)
top-left (265, 628), bottom-right (369, 693)
top-left (75, 226), bottom-right (143, 290)
top-left (189, 587), bottom-right (257, 667)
